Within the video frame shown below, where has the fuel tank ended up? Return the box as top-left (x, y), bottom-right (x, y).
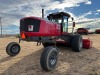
top-left (83, 38), bottom-right (92, 49)
top-left (20, 17), bottom-right (61, 37)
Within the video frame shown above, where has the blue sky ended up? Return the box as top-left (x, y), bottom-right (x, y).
top-left (0, 0), bottom-right (100, 34)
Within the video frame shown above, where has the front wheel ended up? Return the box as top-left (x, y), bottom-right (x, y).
top-left (71, 35), bottom-right (83, 52)
top-left (40, 46), bottom-right (59, 71)
top-left (6, 42), bottom-right (21, 56)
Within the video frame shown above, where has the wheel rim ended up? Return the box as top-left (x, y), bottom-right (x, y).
top-left (11, 45), bottom-right (19, 54)
top-left (49, 52), bottom-right (57, 67)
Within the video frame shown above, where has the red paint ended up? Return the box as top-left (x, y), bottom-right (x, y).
top-left (56, 38), bottom-right (93, 49)
top-left (77, 28), bottom-right (88, 34)
top-left (56, 39), bottom-right (68, 45)
top-left (20, 17), bottom-right (61, 36)
top-left (83, 38), bottom-right (92, 49)
top-left (95, 29), bottom-right (100, 33)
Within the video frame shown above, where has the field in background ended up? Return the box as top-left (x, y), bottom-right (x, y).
top-left (0, 34), bottom-right (100, 75)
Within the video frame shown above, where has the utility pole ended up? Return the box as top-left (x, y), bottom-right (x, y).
top-left (0, 17), bottom-right (2, 37)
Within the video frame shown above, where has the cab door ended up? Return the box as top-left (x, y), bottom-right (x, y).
top-left (62, 16), bottom-right (68, 34)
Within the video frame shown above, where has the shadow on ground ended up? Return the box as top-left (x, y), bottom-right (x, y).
top-left (0, 47), bottom-right (100, 75)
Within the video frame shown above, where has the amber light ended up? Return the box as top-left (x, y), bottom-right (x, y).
top-left (21, 32), bottom-right (26, 39)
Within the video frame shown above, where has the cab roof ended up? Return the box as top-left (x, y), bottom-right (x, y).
top-left (48, 12), bottom-right (71, 18)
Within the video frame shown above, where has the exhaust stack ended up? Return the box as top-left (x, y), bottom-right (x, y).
top-left (42, 9), bottom-right (44, 19)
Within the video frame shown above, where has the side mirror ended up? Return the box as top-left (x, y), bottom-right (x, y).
top-left (73, 22), bottom-right (75, 27)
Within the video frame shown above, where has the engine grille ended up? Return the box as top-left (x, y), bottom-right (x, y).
top-left (20, 18), bottom-right (41, 32)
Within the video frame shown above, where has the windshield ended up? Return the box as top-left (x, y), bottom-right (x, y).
top-left (50, 18), bottom-right (62, 24)
top-left (49, 15), bottom-right (69, 32)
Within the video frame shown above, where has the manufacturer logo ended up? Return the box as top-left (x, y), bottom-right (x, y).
top-left (28, 25), bottom-right (33, 31)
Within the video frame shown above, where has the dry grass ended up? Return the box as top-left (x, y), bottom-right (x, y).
top-left (0, 34), bottom-right (100, 75)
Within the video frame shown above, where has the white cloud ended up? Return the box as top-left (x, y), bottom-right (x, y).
top-left (45, 0), bottom-right (92, 10)
top-left (85, 0), bottom-right (92, 4)
top-left (65, 11), bottom-right (100, 31)
top-left (1, 0), bottom-right (99, 34)
top-left (0, 0), bottom-right (93, 27)
top-left (75, 11), bottom-right (92, 21)
top-left (74, 18), bottom-right (100, 32)
top-left (87, 11), bottom-right (92, 15)
top-left (95, 13), bottom-right (99, 15)
top-left (97, 9), bottom-right (100, 13)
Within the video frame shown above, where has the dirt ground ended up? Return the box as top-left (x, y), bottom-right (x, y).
top-left (0, 34), bottom-right (100, 75)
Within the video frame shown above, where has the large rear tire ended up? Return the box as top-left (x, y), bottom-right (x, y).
top-left (6, 42), bottom-right (20, 56)
top-left (40, 46), bottom-right (59, 71)
top-left (71, 35), bottom-right (83, 52)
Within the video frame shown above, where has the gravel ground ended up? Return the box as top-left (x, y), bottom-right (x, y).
top-left (0, 34), bottom-right (100, 75)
